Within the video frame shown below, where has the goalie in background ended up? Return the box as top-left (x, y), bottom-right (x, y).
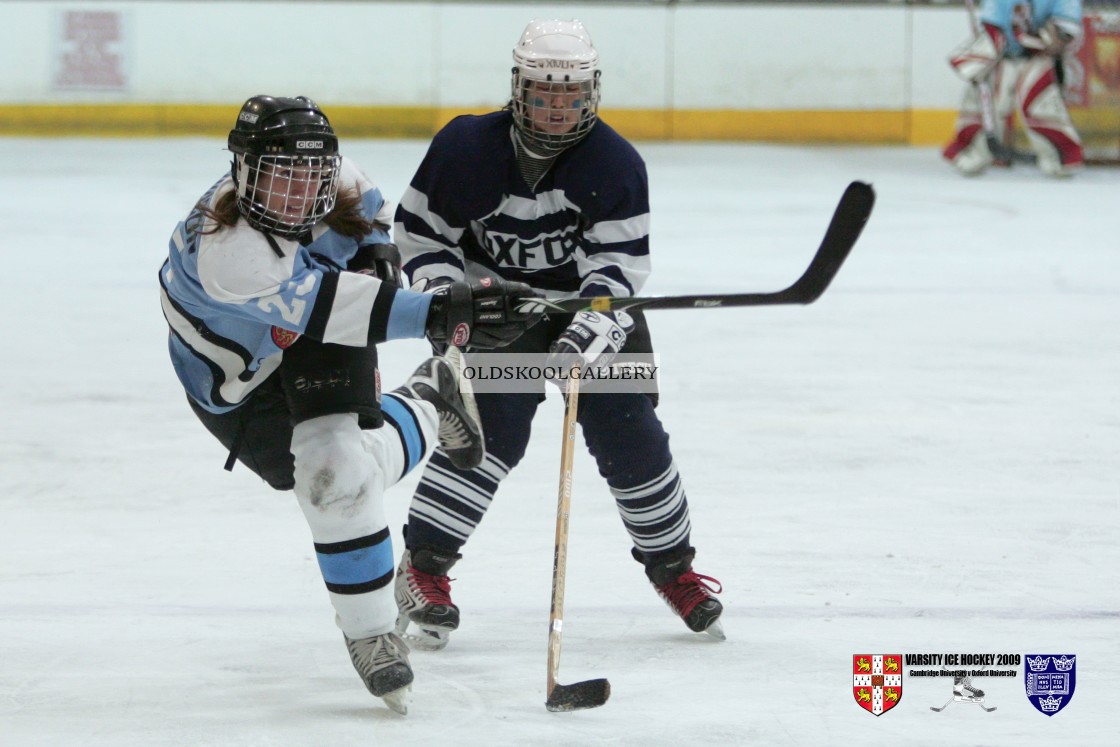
top-left (392, 19), bottom-right (725, 652)
top-left (942, 0), bottom-right (1084, 177)
top-left (158, 95), bottom-right (537, 713)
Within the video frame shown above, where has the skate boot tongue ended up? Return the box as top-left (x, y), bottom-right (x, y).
top-left (640, 547), bottom-right (725, 638)
top-left (394, 548), bottom-right (462, 650)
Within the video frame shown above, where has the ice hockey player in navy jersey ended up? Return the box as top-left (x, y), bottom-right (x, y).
top-left (943, 0), bottom-right (1084, 176)
top-left (158, 95), bottom-right (538, 713)
top-left (392, 20), bottom-right (725, 651)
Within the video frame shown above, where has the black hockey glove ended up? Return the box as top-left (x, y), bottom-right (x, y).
top-left (350, 242), bottom-right (403, 288)
top-left (425, 276), bottom-right (541, 350)
top-left (545, 311), bottom-right (635, 370)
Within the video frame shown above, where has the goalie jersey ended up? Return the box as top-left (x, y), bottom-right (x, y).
top-left (394, 110), bottom-right (651, 299)
top-left (159, 156), bottom-right (429, 414)
top-left (979, 0), bottom-right (1082, 58)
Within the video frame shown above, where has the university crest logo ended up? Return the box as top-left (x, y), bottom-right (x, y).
top-left (853, 654), bottom-right (902, 716)
top-left (1025, 654), bottom-right (1077, 716)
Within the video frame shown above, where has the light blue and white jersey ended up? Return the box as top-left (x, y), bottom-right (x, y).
top-left (395, 110), bottom-right (650, 300)
top-left (159, 156), bottom-right (432, 413)
top-left (980, 0), bottom-right (1083, 57)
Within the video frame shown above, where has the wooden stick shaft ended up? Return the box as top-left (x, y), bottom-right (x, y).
top-left (546, 372), bottom-right (581, 698)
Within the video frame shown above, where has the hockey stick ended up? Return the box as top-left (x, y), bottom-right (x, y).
top-left (518, 180), bottom-right (874, 315)
top-left (545, 371), bottom-right (610, 712)
top-left (964, 0), bottom-right (1038, 165)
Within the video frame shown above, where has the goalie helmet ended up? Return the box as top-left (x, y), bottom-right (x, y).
top-left (511, 19), bottom-right (601, 153)
top-left (227, 95), bottom-right (341, 238)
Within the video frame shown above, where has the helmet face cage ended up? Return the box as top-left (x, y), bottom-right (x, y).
top-left (511, 70), bottom-right (600, 152)
top-left (510, 20), bottom-right (601, 153)
top-left (234, 152), bottom-right (340, 238)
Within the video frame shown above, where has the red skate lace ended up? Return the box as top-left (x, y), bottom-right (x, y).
top-left (410, 566), bottom-right (455, 606)
top-left (660, 571), bottom-right (722, 616)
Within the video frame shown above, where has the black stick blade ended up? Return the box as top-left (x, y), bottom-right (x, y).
top-left (517, 180), bottom-right (876, 314)
top-left (778, 180), bottom-right (875, 306)
top-left (545, 678), bottom-right (611, 712)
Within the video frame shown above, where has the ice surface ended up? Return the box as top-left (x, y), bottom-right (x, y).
top-left (1, 138), bottom-right (1117, 745)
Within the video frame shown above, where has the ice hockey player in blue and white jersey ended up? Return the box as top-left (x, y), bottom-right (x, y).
top-left (943, 0), bottom-right (1084, 176)
top-left (158, 95), bottom-right (538, 714)
top-left (393, 20), bottom-right (725, 651)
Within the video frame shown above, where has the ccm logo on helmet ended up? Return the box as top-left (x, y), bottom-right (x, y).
top-left (296, 140), bottom-right (324, 149)
top-left (539, 60), bottom-right (578, 69)
top-left (451, 323), bottom-right (471, 347)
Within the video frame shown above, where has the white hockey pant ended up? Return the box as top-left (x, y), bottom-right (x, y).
top-left (290, 395), bottom-right (438, 639)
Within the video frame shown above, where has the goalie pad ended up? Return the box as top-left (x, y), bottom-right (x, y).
top-left (1014, 56), bottom-right (1083, 176)
top-left (942, 64), bottom-right (1016, 175)
top-left (949, 22), bottom-right (1005, 83)
top-left (942, 89), bottom-right (991, 175)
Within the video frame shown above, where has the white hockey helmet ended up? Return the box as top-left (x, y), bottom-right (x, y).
top-left (511, 19), bottom-right (601, 152)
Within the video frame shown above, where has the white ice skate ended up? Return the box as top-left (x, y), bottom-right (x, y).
top-left (930, 675), bottom-right (997, 712)
top-left (345, 632), bottom-right (413, 714)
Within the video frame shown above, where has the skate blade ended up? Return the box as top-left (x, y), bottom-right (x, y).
top-left (396, 619), bottom-right (451, 651)
top-left (703, 619), bottom-right (726, 641)
top-left (380, 684), bottom-right (411, 715)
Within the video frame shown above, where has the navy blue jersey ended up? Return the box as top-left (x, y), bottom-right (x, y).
top-left (395, 110), bottom-right (650, 299)
top-left (160, 156), bottom-right (431, 414)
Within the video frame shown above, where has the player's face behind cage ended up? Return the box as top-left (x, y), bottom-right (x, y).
top-left (235, 153), bottom-right (340, 238)
top-left (514, 77), bottom-right (598, 147)
top-left (509, 19), bottom-right (601, 152)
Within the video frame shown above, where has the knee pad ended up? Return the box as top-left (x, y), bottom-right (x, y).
top-left (291, 414), bottom-right (377, 512)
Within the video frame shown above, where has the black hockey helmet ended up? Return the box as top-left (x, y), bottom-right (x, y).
top-left (227, 95), bottom-right (341, 237)
top-left (228, 95), bottom-right (339, 159)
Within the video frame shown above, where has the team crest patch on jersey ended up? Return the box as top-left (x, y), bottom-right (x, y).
top-left (1025, 654), bottom-right (1076, 716)
top-left (451, 323), bottom-right (471, 347)
top-left (272, 326), bottom-right (300, 349)
top-left (853, 654), bottom-right (902, 716)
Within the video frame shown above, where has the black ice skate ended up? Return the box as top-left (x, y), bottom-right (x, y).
top-left (640, 547), bottom-right (725, 641)
top-left (394, 547), bottom-right (461, 651)
top-left (344, 631), bottom-right (413, 714)
top-left (398, 347), bottom-right (483, 470)
top-left (930, 675), bottom-right (997, 712)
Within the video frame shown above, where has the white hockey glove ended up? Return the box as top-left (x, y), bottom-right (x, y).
top-left (546, 311), bottom-right (635, 372)
top-left (1018, 18), bottom-right (1080, 56)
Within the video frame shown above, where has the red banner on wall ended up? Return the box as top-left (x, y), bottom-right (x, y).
top-left (52, 10), bottom-right (128, 91)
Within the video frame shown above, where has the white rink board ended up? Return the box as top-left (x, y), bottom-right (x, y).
top-left (0, 1), bottom-right (967, 109)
